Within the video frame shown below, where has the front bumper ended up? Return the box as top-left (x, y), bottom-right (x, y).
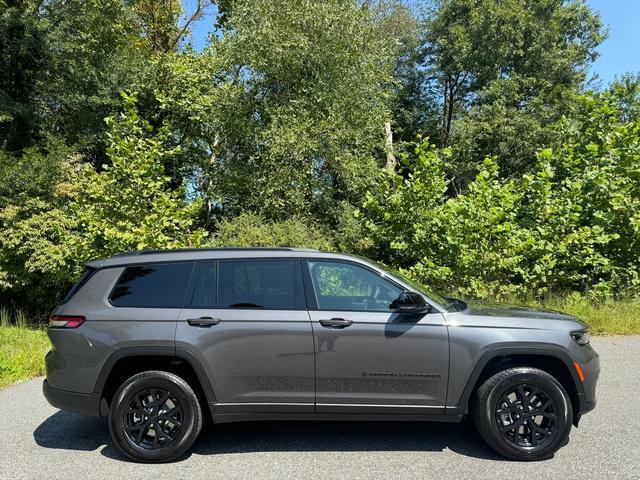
top-left (42, 380), bottom-right (101, 417)
top-left (573, 344), bottom-right (600, 424)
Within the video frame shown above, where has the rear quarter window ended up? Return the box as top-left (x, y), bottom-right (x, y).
top-left (110, 263), bottom-right (194, 308)
top-left (61, 267), bottom-right (96, 303)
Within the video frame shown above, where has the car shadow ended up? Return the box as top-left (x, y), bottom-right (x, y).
top-left (33, 411), bottom-right (110, 451)
top-left (34, 411), bottom-right (503, 462)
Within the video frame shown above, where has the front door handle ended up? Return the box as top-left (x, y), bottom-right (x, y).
top-left (187, 317), bottom-right (221, 327)
top-left (319, 318), bottom-right (353, 329)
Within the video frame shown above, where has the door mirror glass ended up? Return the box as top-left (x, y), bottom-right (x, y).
top-left (390, 291), bottom-right (431, 313)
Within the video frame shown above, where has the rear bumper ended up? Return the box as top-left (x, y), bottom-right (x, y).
top-left (42, 380), bottom-right (101, 417)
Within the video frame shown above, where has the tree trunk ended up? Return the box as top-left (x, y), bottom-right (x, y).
top-left (384, 120), bottom-right (396, 171)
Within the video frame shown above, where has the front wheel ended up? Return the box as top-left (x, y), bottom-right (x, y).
top-left (108, 370), bottom-right (203, 463)
top-left (471, 367), bottom-right (572, 461)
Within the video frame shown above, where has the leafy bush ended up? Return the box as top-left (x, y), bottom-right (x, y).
top-left (209, 212), bottom-right (334, 251)
top-left (0, 93), bottom-right (205, 314)
top-left (358, 92), bottom-right (640, 300)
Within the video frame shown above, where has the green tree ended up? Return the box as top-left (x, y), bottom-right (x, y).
top-left (211, 0), bottom-right (395, 222)
top-left (209, 212), bottom-right (333, 250)
top-left (0, 0), bottom-right (48, 151)
top-left (71, 92), bottom-right (206, 259)
top-left (358, 91), bottom-right (640, 300)
top-left (608, 72), bottom-right (640, 123)
top-left (0, 93), bottom-right (205, 313)
top-left (421, 0), bottom-right (604, 187)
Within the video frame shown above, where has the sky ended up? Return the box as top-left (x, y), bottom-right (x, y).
top-left (181, 0), bottom-right (640, 86)
top-left (588, 0), bottom-right (640, 85)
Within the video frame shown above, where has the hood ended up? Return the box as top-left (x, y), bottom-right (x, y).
top-left (461, 301), bottom-right (577, 322)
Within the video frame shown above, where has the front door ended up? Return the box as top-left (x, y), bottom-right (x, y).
top-left (175, 259), bottom-right (315, 416)
top-left (304, 259), bottom-right (449, 415)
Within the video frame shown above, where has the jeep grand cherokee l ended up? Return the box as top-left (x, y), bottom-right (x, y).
top-left (43, 248), bottom-right (599, 462)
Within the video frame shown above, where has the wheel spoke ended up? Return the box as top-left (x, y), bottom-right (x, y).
top-left (135, 420), bottom-right (151, 444)
top-left (500, 418), bottom-right (524, 432)
top-left (158, 429), bottom-right (174, 442)
top-left (525, 421), bottom-right (537, 446)
top-left (162, 417), bottom-right (182, 427)
top-left (156, 392), bottom-right (170, 409)
top-left (530, 421), bottom-right (551, 437)
top-left (517, 386), bottom-right (530, 407)
top-left (514, 423), bottom-right (522, 444)
top-left (160, 407), bottom-right (178, 419)
top-left (495, 382), bottom-right (558, 450)
top-left (124, 423), bottom-right (142, 433)
top-left (536, 399), bottom-right (552, 412)
top-left (122, 387), bottom-right (184, 449)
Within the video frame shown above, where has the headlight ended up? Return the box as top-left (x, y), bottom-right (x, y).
top-left (571, 330), bottom-right (590, 346)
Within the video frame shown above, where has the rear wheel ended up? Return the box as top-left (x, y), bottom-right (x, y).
top-left (471, 367), bottom-right (572, 461)
top-left (108, 370), bottom-right (202, 463)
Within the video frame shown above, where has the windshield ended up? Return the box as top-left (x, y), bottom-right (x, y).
top-left (370, 261), bottom-right (465, 312)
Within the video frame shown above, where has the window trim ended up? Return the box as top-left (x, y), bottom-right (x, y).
top-left (302, 258), bottom-right (406, 313)
top-left (107, 261), bottom-right (196, 309)
top-left (186, 261), bottom-right (217, 309)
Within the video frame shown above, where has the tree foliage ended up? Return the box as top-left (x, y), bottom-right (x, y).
top-left (0, 94), bottom-right (205, 311)
top-left (358, 92), bottom-right (640, 299)
top-left (421, 0), bottom-right (605, 187)
top-left (211, 0), bottom-right (396, 222)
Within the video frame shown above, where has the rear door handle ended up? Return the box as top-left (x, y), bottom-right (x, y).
top-left (319, 318), bottom-right (353, 329)
top-left (187, 317), bottom-right (221, 327)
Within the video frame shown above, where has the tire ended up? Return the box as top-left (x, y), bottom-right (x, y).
top-left (108, 370), bottom-right (203, 463)
top-left (471, 367), bottom-right (573, 461)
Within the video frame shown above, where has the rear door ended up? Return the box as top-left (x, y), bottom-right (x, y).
top-left (175, 258), bottom-right (315, 416)
top-left (304, 259), bottom-right (449, 415)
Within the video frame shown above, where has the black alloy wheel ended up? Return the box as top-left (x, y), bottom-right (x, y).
top-left (123, 388), bottom-right (184, 450)
top-left (109, 370), bottom-right (203, 463)
top-left (495, 383), bottom-right (557, 449)
top-left (471, 367), bottom-right (572, 461)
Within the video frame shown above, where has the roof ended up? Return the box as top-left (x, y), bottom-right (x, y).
top-left (111, 247), bottom-right (319, 257)
top-left (85, 247), bottom-right (338, 269)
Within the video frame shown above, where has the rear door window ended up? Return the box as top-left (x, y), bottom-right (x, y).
top-left (110, 263), bottom-right (194, 308)
top-left (217, 260), bottom-right (302, 309)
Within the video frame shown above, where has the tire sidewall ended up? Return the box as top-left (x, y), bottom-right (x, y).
top-left (483, 369), bottom-right (572, 460)
top-left (108, 371), bottom-right (201, 463)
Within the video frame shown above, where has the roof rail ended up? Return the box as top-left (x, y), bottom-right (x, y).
top-left (111, 247), bottom-right (319, 257)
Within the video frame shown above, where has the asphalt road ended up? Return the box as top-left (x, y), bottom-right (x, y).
top-left (1, 336), bottom-right (638, 480)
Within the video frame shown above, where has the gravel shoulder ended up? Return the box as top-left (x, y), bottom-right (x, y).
top-left (1, 336), bottom-right (638, 480)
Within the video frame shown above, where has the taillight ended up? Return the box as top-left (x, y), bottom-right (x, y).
top-left (49, 315), bottom-right (86, 328)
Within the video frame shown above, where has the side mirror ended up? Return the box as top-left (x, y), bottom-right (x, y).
top-left (391, 291), bottom-right (431, 313)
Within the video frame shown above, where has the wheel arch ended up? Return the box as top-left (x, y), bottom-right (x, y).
top-left (94, 346), bottom-right (216, 419)
top-left (450, 347), bottom-right (584, 426)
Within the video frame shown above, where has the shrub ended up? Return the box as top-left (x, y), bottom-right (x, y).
top-left (358, 92), bottom-right (640, 300)
top-left (209, 212), bottom-right (334, 251)
top-left (0, 93), bottom-right (206, 315)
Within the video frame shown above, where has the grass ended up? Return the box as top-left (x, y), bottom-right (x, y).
top-left (0, 325), bottom-right (50, 388)
top-left (492, 294), bottom-right (640, 335)
top-left (535, 296), bottom-right (640, 335)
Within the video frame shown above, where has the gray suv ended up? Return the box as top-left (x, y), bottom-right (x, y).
top-left (43, 248), bottom-right (599, 463)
